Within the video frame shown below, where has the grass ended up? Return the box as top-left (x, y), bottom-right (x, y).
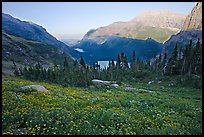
top-left (2, 75), bottom-right (202, 135)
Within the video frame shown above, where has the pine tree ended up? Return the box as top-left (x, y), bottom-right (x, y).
top-left (121, 52), bottom-right (125, 69)
top-left (14, 69), bottom-right (19, 76)
top-left (111, 60), bottom-right (115, 69)
top-left (80, 56), bottom-right (86, 68)
top-left (192, 39), bottom-right (202, 74)
top-left (158, 53), bottom-right (162, 68)
top-left (136, 58), bottom-right (141, 71)
top-left (22, 66), bottom-right (28, 79)
top-left (162, 52), bottom-right (167, 75)
top-left (108, 60), bottom-right (111, 70)
top-left (116, 53), bottom-right (121, 69)
top-left (130, 50), bottom-right (136, 69)
top-left (19, 67), bottom-right (23, 76)
top-left (124, 55), bottom-right (129, 69)
top-left (165, 44), bottom-right (179, 75)
top-left (177, 46), bottom-right (183, 75)
top-left (182, 40), bottom-right (193, 75)
top-left (63, 56), bottom-right (69, 71)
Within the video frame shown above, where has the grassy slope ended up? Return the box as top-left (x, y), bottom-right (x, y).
top-left (2, 31), bottom-right (71, 67)
top-left (89, 24), bottom-right (178, 43)
top-left (2, 75), bottom-right (202, 135)
top-left (120, 25), bottom-right (178, 43)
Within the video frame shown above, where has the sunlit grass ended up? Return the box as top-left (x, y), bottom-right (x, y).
top-left (2, 75), bottom-right (202, 135)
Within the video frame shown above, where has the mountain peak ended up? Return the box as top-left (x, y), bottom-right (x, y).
top-left (83, 9), bottom-right (186, 43)
top-left (135, 10), bottom-right (185, 17)
top-left (132, 10), bottom-right (187, 29)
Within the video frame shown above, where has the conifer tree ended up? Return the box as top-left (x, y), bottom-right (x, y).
top-left (192, 39), bottom-right (202, 74)
top-left (116, 53), bottom-right (121, 69)
top-left (80, 56), bottom-right (86, 68)
top-left (111, 60), bottom-right (115, 69)
top-left (165, 44), bottom-right (179, 75)
top-left (63, 56), bottom-right (69, 71)
top-left (131, 50), bottom-right (136, 69)
top-left (124, 55), bottom-right (129, 69)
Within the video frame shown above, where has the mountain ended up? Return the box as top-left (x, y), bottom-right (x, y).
top-left (132, 10), bottom-right (186, 29)
top-left (83, 10), bottom-right (187, 43)
top-left (71, 36), bottom-right (163, 65)
top-left (2, 13), bottom-right (77, 58)
top-left (2, 31), bottom-right (72, 64)
top-left (163, 2), bottom-right (202, 56)
top-left (182, 2), bottom-right (202, 31)
top-left (60, 39), bottom-right (80, 46)
top-left (2, 31), bottom-right (75, 75)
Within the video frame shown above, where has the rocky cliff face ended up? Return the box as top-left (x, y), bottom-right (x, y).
top-left (163, 2), bottom-right (202, 58)
top-left (182, 2), bottom-right (202, 31)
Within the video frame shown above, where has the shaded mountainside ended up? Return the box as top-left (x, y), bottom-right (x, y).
top-left (163, 2), bottom-right (202, 56)
top-left (2, 31), bottom-right (73, 74)
top-left (83, 10), bottom-right (187, 43)
top-left (71, 36), bottom-right (163, 65)
top-left (163, 30), bottom-right (202, 56)
top-left (2, 13), bottom-right (77, 58)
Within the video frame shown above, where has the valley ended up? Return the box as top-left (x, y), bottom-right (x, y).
top-left (2, 2), bottom-right (202, 135)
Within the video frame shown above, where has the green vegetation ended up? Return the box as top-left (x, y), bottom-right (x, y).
top-left (121, 25), bottom-right (178, 43)
top-left (2, 38), bottom-right (202, 135)
top-left (15, 39), bottom-right (202, 89)
top-left (2, 75), bottom-right (202, 135)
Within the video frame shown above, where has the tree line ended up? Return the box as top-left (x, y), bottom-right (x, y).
top-left (14, 39), bottom-right (202, 88)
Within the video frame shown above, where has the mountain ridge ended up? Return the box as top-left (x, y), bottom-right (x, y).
top-left (83, 10), bottom-right (187, 43)
top-left (2, 13), bottom-right (77, 59)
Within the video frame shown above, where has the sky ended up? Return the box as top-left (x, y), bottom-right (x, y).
top-left (2, 2), bottom-right (197, 40)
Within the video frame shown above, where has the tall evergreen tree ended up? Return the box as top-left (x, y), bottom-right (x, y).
top-left (116, 53), bottom-right (121, 69)
top-left (63, 56), bottom-right (69, 71)
top-left (124, 55), bottom-right (129, 69)
top-left (111, 60), bottom-right (115, 69)
top-left (130, 50), bottom-right (136, 69)
top-left (191, 39), bottom-right (202, 74)
top-left (165, 44), bottom-right (179, 75)
top-left (80, 56), bottom-right (86, 68)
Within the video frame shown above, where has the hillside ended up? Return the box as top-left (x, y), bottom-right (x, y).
top-left (2, 13), bottom-right (77, 58)
top-left (84, 10), bottom-right (187, 43)
top-left (2, 31), bottom-right (73, 74)
top-left (2, 75), bottom-right (202, 135)
top-left (2, 3), bottom-right (202, 136)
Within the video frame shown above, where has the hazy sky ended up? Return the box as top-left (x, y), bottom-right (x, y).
top-left (2, 2), bottom-right (196, 40)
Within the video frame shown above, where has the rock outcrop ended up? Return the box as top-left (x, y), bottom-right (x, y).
top-left (91, 79), bottom-right (120, 87)
top-left (110, 84), bottom-right (119, 87)
top-left (92, 79), bottom-right (111, 86)
top-left (182, 2), bottom-right (202, 31)
top-left (20, 85), bottom-right (50, 93)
